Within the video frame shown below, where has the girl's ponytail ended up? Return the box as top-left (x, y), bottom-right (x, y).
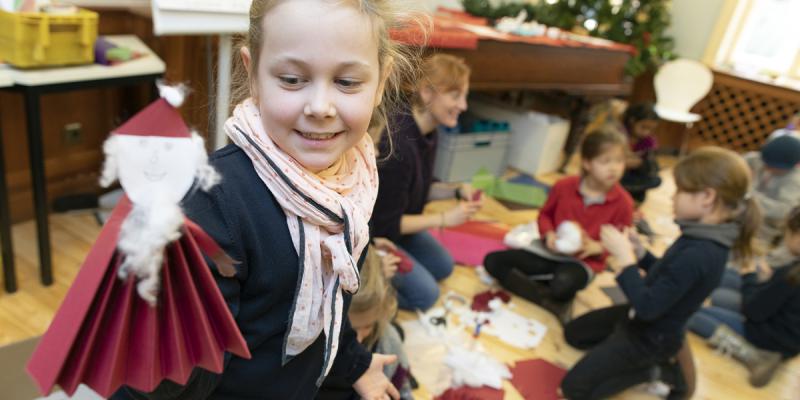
top-left (732, 195), bottom-right (762, 264)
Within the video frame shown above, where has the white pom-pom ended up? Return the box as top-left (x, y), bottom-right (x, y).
top-left (555, 221), bottom-right (582, 255)
top-left (156, 80), bottom-right (187, 108)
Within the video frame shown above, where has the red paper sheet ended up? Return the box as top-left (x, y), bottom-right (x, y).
top-left (428, 228), bottom-right (508, 267)
top-left (510, 359), bottom-right (567, 400)
top-left (471, 289), bottom-right (512, 312)
top-left (27, 197), bottom-right (250, 398)
top-left (435, 386), bottom-right (505, 400)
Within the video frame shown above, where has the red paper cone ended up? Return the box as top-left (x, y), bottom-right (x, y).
top-left (27, 197), bottom-right (251, 398)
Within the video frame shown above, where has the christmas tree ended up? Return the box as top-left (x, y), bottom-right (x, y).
top-left (461, 0), bottom-right (676, 76)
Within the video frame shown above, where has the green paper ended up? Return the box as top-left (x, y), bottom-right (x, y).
top-left (471, 170), bottom-right (546, 208)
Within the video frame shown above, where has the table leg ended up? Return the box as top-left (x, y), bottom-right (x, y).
top-left (23, 89), bottom-right (52, 286)
top-left (558, 97), bottom-right (592, 173)
top-left (0, 117), bottom-right (16, 293)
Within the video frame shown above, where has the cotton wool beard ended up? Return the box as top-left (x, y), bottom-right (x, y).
top-left (117, 197), bottom-right (185, 305)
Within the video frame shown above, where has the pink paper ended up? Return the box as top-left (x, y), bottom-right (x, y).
top-left (429, 228), bottom-right (508, 267)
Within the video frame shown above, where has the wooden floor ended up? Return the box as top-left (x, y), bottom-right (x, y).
top-left (1, 157), bottom-right (798, 399)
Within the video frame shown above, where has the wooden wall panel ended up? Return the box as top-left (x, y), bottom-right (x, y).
top-left (1, 9), bottom-right (214, 223)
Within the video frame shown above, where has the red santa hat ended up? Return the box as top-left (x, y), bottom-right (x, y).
top-left (113, 83), bottom-right (191, 138)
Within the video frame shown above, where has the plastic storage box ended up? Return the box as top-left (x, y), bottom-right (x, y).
top-left (0, 8), bottom-right (98, 68)
top-left (469, 99), bottom-right (570, 176)
top-left (434, 115), bottom-right (511, 182)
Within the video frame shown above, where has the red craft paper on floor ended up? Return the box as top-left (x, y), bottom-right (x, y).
top-left (26, 197), bottom-right (251, 398)
top-left (435, 386), bottom-right (505, 400)
top-left (429, 228), bottom-right (508, 267)
top-left (471, 289), bottom-right (512, 312)
top-left (510, 359), bottom-right (567, 400)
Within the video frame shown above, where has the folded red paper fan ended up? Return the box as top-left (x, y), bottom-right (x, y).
top-left (26, 197), bottom-right (251, 398)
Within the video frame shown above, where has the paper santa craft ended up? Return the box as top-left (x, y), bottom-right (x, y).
top-left (26, 83), bottom-right (251, 398)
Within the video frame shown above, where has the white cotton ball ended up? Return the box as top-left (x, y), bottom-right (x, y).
top-left (156, 80), bottom-right (188, 108)
top-left (555, 221), bottom-right (582, 255)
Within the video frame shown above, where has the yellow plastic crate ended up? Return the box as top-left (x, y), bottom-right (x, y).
top-left (0, 9), bottom-right (98, 68)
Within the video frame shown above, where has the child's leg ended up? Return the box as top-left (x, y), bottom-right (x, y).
top-left (483, 249), bottom-right (557, 282)
top-left (391, 250), bottom-right (441, 311)
top-left (564, 305), bottom-right (630, 350)
top-left (549, 262), bottom-right (590, 301)
top-left (687, 306), bottom-right (746, 338)
top-left (720, 267), bottom-right (742, 290)
top-left (710, 287), bottom-right (742, 312)
top-left (561, 329), bottom-right (663, 400)
top-left (397, 231), bottom-right (454, 281)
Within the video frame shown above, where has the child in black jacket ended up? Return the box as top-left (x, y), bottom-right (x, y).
top-left (561, 147), bottom-right (760, 400)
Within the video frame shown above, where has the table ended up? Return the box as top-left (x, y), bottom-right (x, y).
top-left (0, 66), bottom-right (15, 292)
top-left (0, 35), bottom-right (164, 291)
top-left (394, 12), bottom-right (634, 171)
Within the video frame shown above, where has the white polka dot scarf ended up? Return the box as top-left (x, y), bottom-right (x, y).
top-left (225, 99), bottom-right (378, 385)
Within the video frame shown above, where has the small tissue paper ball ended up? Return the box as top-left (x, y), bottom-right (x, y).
top-left (555, 221), bottom-right (582, 255)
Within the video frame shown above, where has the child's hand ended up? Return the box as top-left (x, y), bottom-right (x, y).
top-left (373, 237), bottom-right (397, 253)
top-left (578, 238), bottom-right (604, 259)
top-left (353, 353), bottom-right (400, 400)
top-left (381, 252), bottom-right (401, 279)
top-left (600, 225), bottom-right (637, 268)
top-left (545, 231), bottom-right (558, 252)
top-left (756, 260), bottom-right (774, 282)
top-left (628, 228), bottom-right (647, 260)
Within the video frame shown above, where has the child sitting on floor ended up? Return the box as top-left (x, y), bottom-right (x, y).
top-left (620, 103), bottom-right (662, 204)
top-left (483, 129), bottom-right (634, 323)
top-left (349, 245), bottom-right (413, 399)
top-left (561, 147), bottom-right (760, 400)
top-left (688, 205), bottom-right (800, 387)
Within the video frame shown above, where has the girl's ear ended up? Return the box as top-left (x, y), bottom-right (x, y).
top-left (419, 84), bottom-right (435, 106)
top-left (240, 46), bottom-right (252, 72)
top-left (699, 187), bottom-right (718, 210)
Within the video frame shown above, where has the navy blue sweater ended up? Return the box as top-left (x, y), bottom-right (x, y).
top-left (742, 264), bottom-right (800, 358)
top-left (112, 145), bottom-right (371, 400)
top-left (617, 236), bottom-right (728, 355)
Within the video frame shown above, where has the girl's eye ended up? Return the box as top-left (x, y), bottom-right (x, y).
top-left (336, 79), bottom-right (361, 90)
top-left (278, 75), bottom-right (305, 86)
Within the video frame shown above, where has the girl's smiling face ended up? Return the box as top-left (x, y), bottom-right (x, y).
top-left (242, 0), bottom-right (386, 173)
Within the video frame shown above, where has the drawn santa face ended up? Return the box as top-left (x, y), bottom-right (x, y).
top-left (115, 135), bottom-right (199, 206)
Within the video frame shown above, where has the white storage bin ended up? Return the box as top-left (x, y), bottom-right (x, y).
top-left (434, 129), bottom-right (511, 182)
top-left (469, 99), bottom-right (570, 175)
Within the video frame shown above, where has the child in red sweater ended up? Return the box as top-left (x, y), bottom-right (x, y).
top-left (484, 129), bottom-right (634, 322)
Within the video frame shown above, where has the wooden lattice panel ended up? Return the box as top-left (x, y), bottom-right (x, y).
top-left (688, 70), bottom-right (800, 152)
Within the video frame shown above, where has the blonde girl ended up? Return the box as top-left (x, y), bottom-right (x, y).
top-left (113, 0), bottom-right (419, 399)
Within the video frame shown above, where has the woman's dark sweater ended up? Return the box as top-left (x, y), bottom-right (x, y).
top-left (112, 145), bottom-right (371, 400)
top-left (742, 264), bottom-right (800, 358)
top-left (372, 111), bottom-right (438, 242)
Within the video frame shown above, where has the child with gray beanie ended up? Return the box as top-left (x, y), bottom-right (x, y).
top-left (744, 135), bottom-right (800, 244)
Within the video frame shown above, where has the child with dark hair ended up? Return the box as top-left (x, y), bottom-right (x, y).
top-left (688, 206), bottom-right (800, 387)
top-left (620, 103), bottom-right (662, 203)
top-left (483, 129), bottom-right (634, 323)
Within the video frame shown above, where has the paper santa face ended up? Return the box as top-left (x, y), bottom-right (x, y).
top-left (116, 135), bottom-right (198, 206)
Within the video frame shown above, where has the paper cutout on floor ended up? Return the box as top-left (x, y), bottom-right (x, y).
top-left (471, 289), bottom-right (511, 312)
top-left (26, 84), bottom-right (250, 399)
top-left (476, 299), bottom-right (548, 349)
top-left (434, 386), bottom-right (505, 400)
top-left (510, 359), bottom-right (567, 400)
top-left (429, 228), bottom-right (508, 267)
